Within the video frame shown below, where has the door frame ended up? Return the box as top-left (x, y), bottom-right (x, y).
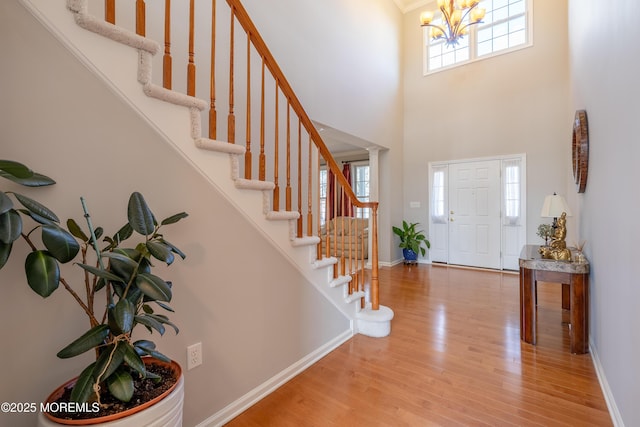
top-left (428, 154), bottom-right (527, 270)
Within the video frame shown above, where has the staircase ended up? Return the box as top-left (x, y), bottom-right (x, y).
top-left (24, 0), bottom-right (392, 337)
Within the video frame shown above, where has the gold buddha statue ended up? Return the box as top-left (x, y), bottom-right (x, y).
top-left (539, 212), bottom-right (572, 261)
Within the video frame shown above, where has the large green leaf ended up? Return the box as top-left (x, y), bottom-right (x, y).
top-left (76, 263), bottom-right (126, 283)
top-left (0, 241), bottom-right (12, 269)
top-left (160, 239), bottom-right (186, 260)
top-left (125, 286), bottom-right (143, 305)
top-left (133, 339), bottom-right (170, 363)
top-left (107, 368), bottom-right (134, 402)
top-left (133, 340), bottom-right (156, 353)
top-left (132, 341), bottom-right (171, 362)
top-left (146, 313), bottom-right (179, 334)
top-left (69, 362), bottom-right (97, 403)
top-left (136, 273), bottom-right (172, 302)
top-left (0, 171), bottom-right (56, 187)
top-left (146, 241), bottom-right (174, 265)
top-left (0, 191), bottom-right (14, 215)
top-left (108, 299), bottom-right (135, 335)
top-left (122, 342), bottom-right (146, 377)
top-left (0, 160), bottom-right (33, 179)
top-left (103, 250), bottom-right (141, 265)
top-left (57, 324), bottom-right (109, 359)
top-left (104, 250), bottom-right (141, 283)
top-left (134, 314), bottom-right (166, 335)
top-left (66, 218), bottom-right (88, 242)
top-left (41, 224), bottom-right (80, 263)
top-left (154, 301), bottom-right (175, 313)
top-left (127, 192), bottom-right (155, 236)
top-left (141, 349), bottom-right (171, 363)
top-left (16, 208), bottom-right (56, 226)
top-left (160, 212), bottom-right (188, 225)
top-left (0, 160), bottom-right (55, 187)
top-left (0, 210), bottom-right (22, 244)
top-left (113, 223), bottom-right (133, 245)
top-left (25, 250), bottom-right (60, 297)
top-left (93, 342), bottom-right (126, 383)
top-left (13, 193), bottom-right (59, 223)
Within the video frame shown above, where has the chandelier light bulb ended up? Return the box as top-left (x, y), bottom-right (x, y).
top-left (420, 11), bottom-right (434, 25)
top-left (419, 0), bottom-right (485, 46)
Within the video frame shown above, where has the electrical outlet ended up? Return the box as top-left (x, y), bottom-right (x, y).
top-left (187, 342), bottom-right (202, 370)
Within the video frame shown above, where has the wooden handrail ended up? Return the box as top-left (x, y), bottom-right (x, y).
top-left (102, 0), bottom-right (380, 310)
top-left (225, 0), bottom-right (377, 211)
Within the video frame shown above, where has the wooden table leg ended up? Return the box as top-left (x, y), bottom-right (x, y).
top-left (520, 267), bottom-right (535, 344)
top-left (562, 283), bottom-right (570, 310)
top-left (570, 274), bottom-right (589, 354)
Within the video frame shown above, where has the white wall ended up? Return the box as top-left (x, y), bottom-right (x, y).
top-left (402, 0), bottom-right (571, 255)
top-left (569, 1), bottom-right (640, 425)
top-left (0, 1), bottom-right (349, 426)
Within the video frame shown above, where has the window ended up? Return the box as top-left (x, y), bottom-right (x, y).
top-left (427, 15), bottom-right (470, 71)
top-left (319, 168), bottom-right (328, 226)
top-left (319, 162), bottom-right (370, 225)
top-left (430, 165), bottom-right (447, 224)
top-left (423, 0), bottom-right (530, 74)
top-left (502, 158), bottom-right (521, 225)
top-left (352, 163), bottom-right (370, 219)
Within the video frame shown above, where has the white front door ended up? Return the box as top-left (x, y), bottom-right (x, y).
top-left (448, 160), bottom-right (501, 269)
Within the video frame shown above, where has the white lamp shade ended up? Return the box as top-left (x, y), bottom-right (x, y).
top-left (540, 194), bottom-right (572, 218)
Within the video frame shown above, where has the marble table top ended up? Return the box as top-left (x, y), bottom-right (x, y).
top-left (519, 244), bottom-right (590, 274)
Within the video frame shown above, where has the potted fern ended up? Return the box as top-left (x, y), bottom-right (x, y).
top-left (0, 160), bottom-right (188, 425)
top-left (392, 220), bottom-right (430, 263)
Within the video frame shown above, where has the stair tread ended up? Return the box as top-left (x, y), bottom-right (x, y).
top-left (291, 236), bottom-right (320, 247)
top-left (312, 257), bottom-right (338, 269)
top-left (195, 138), bottom-right (246, 155)
top-left (266, 211), bottom-right (300, 221)
top-left (345, 291), bottom-right (366, 303)
top-left (329, 275), bottom-right (352, 288)
top-left (234, 179), bottom-right (275, 191)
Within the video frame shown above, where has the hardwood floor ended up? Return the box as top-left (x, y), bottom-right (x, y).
top-left (225, 264), bottom-right (612, 426)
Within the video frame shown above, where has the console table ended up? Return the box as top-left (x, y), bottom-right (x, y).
top-left (519, 244), bottom-right (590, 354)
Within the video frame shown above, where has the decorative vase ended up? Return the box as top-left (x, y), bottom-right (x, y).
top-left (403, 249), bottom-right (418, 262)
top-left (37, 359), bottom-right (184, 426)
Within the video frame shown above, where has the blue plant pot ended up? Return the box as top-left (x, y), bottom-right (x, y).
top-left (403, 249), bottom-right (418, 261)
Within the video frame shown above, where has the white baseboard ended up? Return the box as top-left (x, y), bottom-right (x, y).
top-left (590, 340), bottom-right (624, 426)
top-left (196, 329), bottom-right (353, 426)
top-left (383, 258), bottom-right (432, 268)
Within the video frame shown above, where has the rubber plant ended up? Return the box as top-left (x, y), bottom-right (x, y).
top-left (392, 220), bottom-right (430, 257)
top-left (0, 159), bottom-right (188, 405)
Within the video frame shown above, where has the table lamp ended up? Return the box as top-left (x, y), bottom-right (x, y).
top-left (540, 193), bottom-right (571, 228)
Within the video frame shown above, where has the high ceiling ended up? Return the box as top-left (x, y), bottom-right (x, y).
top-left (316, 0), bottom-right (433, 156)
top-left (392, 0), bottom-right (431, 13)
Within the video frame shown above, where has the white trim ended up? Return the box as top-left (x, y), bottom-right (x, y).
top-left (589, 341), bottom-right (625, 427)
top-left (196, 329), bottom-right (353, 427)
top-left (430, 153), bottom-right (527, 167)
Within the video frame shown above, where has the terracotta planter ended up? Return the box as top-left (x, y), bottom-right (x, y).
top-left (37, 359), bottom-right (183, 426)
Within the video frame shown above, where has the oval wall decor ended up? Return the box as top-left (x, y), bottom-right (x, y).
top-left (572, 110), bottom-right (589, 193)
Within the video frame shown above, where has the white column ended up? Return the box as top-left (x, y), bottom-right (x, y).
top-left (366, 147), bottom-right (380, 266)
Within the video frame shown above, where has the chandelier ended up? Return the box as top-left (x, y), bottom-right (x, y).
top-left (420, 0), bottom-right (486, 46)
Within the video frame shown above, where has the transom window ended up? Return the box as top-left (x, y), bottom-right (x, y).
top-left (423, 0), bottom-right (531, 74)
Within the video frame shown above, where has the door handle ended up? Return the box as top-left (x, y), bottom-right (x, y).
top-left (450, 210), bottom-right (455, 214)
top-left (450, 217), bottom-right (454, 222)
